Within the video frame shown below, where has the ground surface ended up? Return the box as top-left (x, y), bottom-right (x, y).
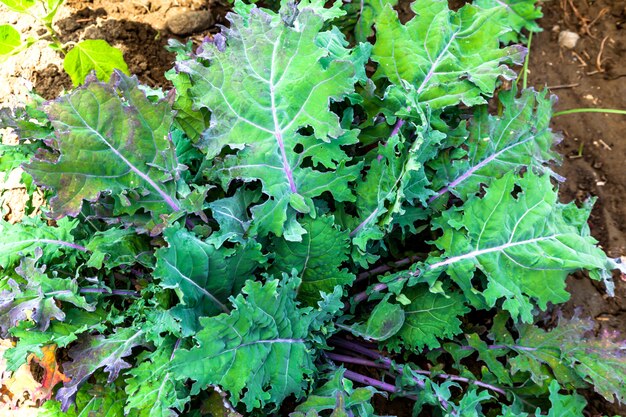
top-left (0, 0), bottom-right (625, 415)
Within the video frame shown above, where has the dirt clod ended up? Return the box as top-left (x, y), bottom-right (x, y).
top-left (166, 10), bottom-right (214, 35)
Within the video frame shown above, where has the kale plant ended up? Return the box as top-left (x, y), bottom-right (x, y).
top-left (1, 0), bottom-right (625, 415)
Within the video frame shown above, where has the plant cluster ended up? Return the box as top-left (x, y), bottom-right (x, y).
top-left (1, 0), bottom-right (625, 416)
top-left (0, 0), bottom-right (129, 86)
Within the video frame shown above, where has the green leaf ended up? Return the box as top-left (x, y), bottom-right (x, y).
top-left (430, 88), bottom-right (561, 202)
top-left (171, 275), bottom-right (340, 411)
top-left (125, 338), bottom-right (189, 417)
top-left (291, 368), bottom-right (379, 417)
top-left (385, 285), bottom-right (469, 352)
top-left (424, 172), bottom-right (621, 322)
top-left (352, 294), bottom-right (404, 341)
top-left (0, 0), bottom-right (35, 12)
top-left (85, 227), bottom-right (152, 269)
top-left (178, 6), bottom-right (362, 237)
top-left (56, 327), bottom-right (145, 411)
top-left (543, 380), bottom-right (586, 417)
top-left (153, 225), bottom-right (265, 335)
top-left (0, 253), bottom-right (95, 334)
top-left (207, 187), bottom-right (262, 246)
top-left (352, 0), bottom-right (398, 43)
top-left (474, 0), bottom-right (543, 42)
top-left (513, 315), bottom-right (626, 403)
top-left (372, 0), bottom-right (525, 109)
top-left (0, 24), bottom-right (21, 58)
top-left (270, 215), bottom-right (354, 304)
top-left (63, 40), bottom-right (130, 86)
top-left (23, 71), bottom-right (181, 221)
top-left (350, 124), bottom-right (444, 263)
top-left (0, 216), bottom-right (82, 269)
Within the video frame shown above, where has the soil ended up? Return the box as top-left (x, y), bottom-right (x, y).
top-left (0, 0), bottom-right (624, 415)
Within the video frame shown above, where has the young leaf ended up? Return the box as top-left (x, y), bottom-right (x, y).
top-left (63, 40), bottom-right (130, 86)
top-left (153, 226), bottom-right (265, 335)
top-left (207, 187), bottom-right (261, 246)
top-left (385, 285), bottom-right (469, 352)
top-left (125, 338), bottom-right (189, 417)
top-left (0, 24), bottom-right (21, 58)
top-left (171, 275), bottom-right (341, 411)
top-left (177, 5), bottom-right (362, 236)
top-left (23, 71), bottom-right (181, 220)
top-left (269, 215), bottom-right (354, 305)
top-left (543, 380), bottom-right (586, 416)
top-left (84, 227), bottom-right (152, 270)
top-left (350, 0), bottom-right (398, 43)
top-left (372, 0), bottom-right (525, 109)
top-left (0, 253), bottom-right (95, 334)
top-left (424, 172), bottom-right (620, 322)
top-left (56, 328), bottom-right (145, 411)
top-left (430, 88), bottom-right (561, 202)
top-left (0, 216), bottom-right (84, 269)
top-left (291, 367), bottom-right (379, 417)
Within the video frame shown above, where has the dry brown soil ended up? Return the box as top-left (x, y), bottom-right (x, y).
top-left (0, 0), bottom-right (625, 415)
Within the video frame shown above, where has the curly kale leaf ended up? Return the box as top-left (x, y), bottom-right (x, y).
top-left (177, 5), bottom-right (363, 239)
top-left (423, 172), bottom-right (622, 322)
top-left (171, 275), bottom-right (343, 411)
top-left (372, 0), bottom-right (525, 109)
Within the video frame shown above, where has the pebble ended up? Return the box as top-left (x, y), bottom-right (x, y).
top-left (166, 10), bottom-right (213, 35)
top-left (558, 30), bottom-right (580, 49)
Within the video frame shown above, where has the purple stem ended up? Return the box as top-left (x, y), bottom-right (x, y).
top-left (390, 118), bottom-right (405, 138)
top-left (37, 239), bottom-right (88, 252)
top-left (79, 288), bottom-right (140, 297)
top-left (355, 255), bottom-right (422, 283)
top-left (343, 370), bottom-right (417, 400)
top-left (353, 283), bottom-right (388, 304)
top-left (171, 338), bottom-right (181, 361)
top-left (329, 338), bottom-right (507, 396)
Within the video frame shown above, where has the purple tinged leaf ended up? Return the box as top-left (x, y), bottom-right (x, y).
top-left (23, 71), bottom-right (181, 220)
top-left (56, 328), bottom-right (144, 411)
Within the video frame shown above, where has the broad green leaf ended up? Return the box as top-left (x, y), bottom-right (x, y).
top-left (0, 216), bottom-right (82, 269)
top-left (424, 172), bottom-right (622, 322)
top-left (178, 5), bottom-right (362, 237)
top-left (291, 368), bottom-right (379, 417)
top-left (0, 24), bottom-right (21, 58)
top-left (385, 285), bottom-right (469, 352)
top-left (63, 40), bottom-right (130, 86)
top-left (172, 276), bottom-right (341, 411)
top-left (56, 328), bottom-right (145, 411)
top-left (125, 338), bottom-right (189, 417)
top-left (270, 215), bottom-right (354, 305)
top-left (0, 0), bottom-right (35, 12)
top-left (430, 88), bottom-right (561, 202)
top-left (474, 0), bottom-right (543, 43)
top-left (0, 253), bottom-right (95, 334)
top-left (23, 71), bottom-right (181, 220)
top-left (372, 0), bottom-right (525, 109)
top-left (513, 315), bottom-right (626, 404)
top-left (153, 226), bottom-right (265, 335)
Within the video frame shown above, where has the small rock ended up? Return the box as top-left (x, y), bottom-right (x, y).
top-left (558, 30), bottom-right (580, 49)
top-left (167, 10), bottom-right (213, 35)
